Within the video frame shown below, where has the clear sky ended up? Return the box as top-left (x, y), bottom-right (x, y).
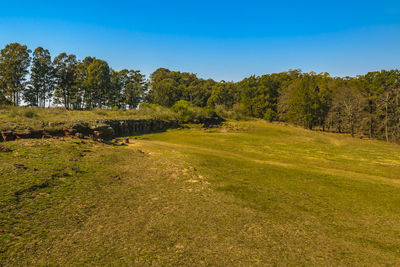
top-left (1, 0), bottom-right (400, 81)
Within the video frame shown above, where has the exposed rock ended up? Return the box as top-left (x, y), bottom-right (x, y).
top-left (0, 144), bottom-right (11, 152)
top-left (15, 130), bottom-right (33, 139)
top-left (14, 163), bottom-right (28, 170)
top-left (0, 118), bottom-right (187, 142)
top-left (75, 133), bottom-right (84, 139)
top-left (69, 122), bottom-right (91, 136)
top-left (1, 131), bottom-right (15, 141)
top-left (44, 128), bottom-right (64, 137)
top-left (31, 130), bottom-right (44, 139)
top-left (91, 124), bottom-right (115, 140)
top-left (48, 122), bottom-right (65, 127)
top-left (201, 115), bottom-right (225, 127)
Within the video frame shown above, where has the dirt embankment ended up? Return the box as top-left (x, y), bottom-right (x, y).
top-left (0, 119), bottom-right (179, 142)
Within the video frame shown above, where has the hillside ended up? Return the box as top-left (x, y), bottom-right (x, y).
top-left (0, 106), bottom-right (173, 131)
top-left (1, 121), bottom-right (400, 265)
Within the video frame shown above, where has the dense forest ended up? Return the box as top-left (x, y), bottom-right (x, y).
top-left (1, 42), bottom-right (400, 142)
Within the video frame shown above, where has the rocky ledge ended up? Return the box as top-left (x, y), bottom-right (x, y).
top-left (0, 119), bottom-right (179, 142)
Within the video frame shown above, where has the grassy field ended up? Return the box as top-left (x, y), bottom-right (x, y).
top-left (1, 120), bottom-right (400, 265)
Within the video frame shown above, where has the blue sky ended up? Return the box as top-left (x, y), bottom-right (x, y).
top-left (1, 0), bottom-right (400, 81)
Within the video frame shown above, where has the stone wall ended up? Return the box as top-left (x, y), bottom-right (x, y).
top-left (0, 119), bottom-right (179, 142)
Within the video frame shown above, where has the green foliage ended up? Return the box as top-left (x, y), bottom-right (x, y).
top-left (263, 108), bottom-right (276, 122)
top-left (23, 109), bottom-right (38, 118)
top-left (207, 81), bottom-right (240, 109)
top-left (0, 94), bottom-right (11, 105)
top-left (1, 41), bottom-right (400, 142)
top-left (85, 59), bottom-right (111, 108)
top-left (121, 69), bottom-right (147, 109)
top-left (0, 43), bottom-right (31, 105)
top-left (171, 100), bottom-right (216, 123)
top-left (171, 99), bottom-right (195, 111)
top-left (215, 103), bottom-right (248, 121)
top-left (94, 109), bottom-right (107, 116)
top-left (3, 106), bottom-right (40, 120)
top-left (24, 47), bottom-right (54, 107)
top-left (148, 68), bottom-right (215, 107)
top-left (139, 102), bottom-right (177, 121)
top-left (239, 73), bottom-right (293, 119)
top-left (278, 73), bottom-right (332, 129)
top-left (139, 102), bottom-right (161, 109)
top-left (53, 53), bottom-right (78, 109)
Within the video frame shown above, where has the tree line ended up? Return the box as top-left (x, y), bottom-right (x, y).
top-left (146, 68), bottom-right (400, 143)
top-left (1, 42), bottom-right (400, 142)
top-left (0, 43), bottom-right (146, 109)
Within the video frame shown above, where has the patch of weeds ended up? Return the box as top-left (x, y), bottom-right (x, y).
top-left (23, 110), bottom-right (37, 118)
top-left (7, 109), bottom-right (18, 118)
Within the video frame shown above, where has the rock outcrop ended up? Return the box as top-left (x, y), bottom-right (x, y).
top-left (0, 144), bottom-right (11, 152)
top-left (0, 119), bottom-right (179, 142)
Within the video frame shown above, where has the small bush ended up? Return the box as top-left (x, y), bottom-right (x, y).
top-left (139, 102), bottom-right (177, 121)
top-left (139, 103), bottom-right (162, 110)
top-left (263, 108), bottom-right (277, 122)
top-left (24, 109), bottom-right (37, 118)
top-left (8, 109), bottom-right (18, 118)
top-left (171, 100), bottom-right (216, 123)
top-left (94, 109), bottom-right (107, 116)
top-left (0, 95), bottom-right (11, 105)
top-left (47, 107), bottom-right (66, 115)
top-left (215, 103), bottom-right (248, 121)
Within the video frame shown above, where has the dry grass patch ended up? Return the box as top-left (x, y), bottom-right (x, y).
top-left (2, 121), bottom-right (400, 265)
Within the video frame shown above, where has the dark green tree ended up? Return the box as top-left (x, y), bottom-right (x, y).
top-left (148, 68), bottom-right (182, 107)
top-left (75, 56), bottom-right (95, 109)
top-left (278, 74), bottom-right (330, 129)
top-left (0, 43), bottom-right (31, 105)
top-left (207, 81), bottom-right (240, 109)
top-left (359, 72), bottom-right (383, 138)
top-left (148, 68), bottom-right (213, 107)
top-left (24, 47), bottom-right (54, 107)
top-left (239, 72), bottom-right (293, 121)
top-left (374, 70), bottom-right (400, 142)
top-left (84, 58), bottom-right (111, 108)
top-left (53, 53), bottom-right (78, 109)
top-left (123, 69), bottom-right (147, 109)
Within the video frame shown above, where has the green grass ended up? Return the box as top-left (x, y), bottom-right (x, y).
top-left (1, 120), bottom-right (400, 265)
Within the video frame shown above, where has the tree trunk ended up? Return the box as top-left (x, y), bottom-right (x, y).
top-left (351, 120), bottom-right (354, 137)
top-left (385, 94), bottom-right (389, 143)
top-left (368, 100), bottom-right (373, 138)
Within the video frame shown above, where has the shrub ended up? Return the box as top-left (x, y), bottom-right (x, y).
top-left (94, 109), bottom-right (107, 116)
top-left (139, 102), bottom-right (162, 110)
top-left (263, 108), bottom-right (277, 122)
top-left (24, 109), bottom-right (37, 118)
top-left (215, 103), bottom-right (248, 121)
top-left (171, 100), bottom-right (214, 123)
top-left (8, 108), bottom-right (18, 118)
top-left (139, 102), bottom-right (177, 121)
top-left (0, 95), bottom-right (11, 105)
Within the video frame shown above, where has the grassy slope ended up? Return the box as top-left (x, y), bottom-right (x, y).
top-left (1, 121), bottom-right (400, 265)
top-left (0, 106), bottom-right (176, 130)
